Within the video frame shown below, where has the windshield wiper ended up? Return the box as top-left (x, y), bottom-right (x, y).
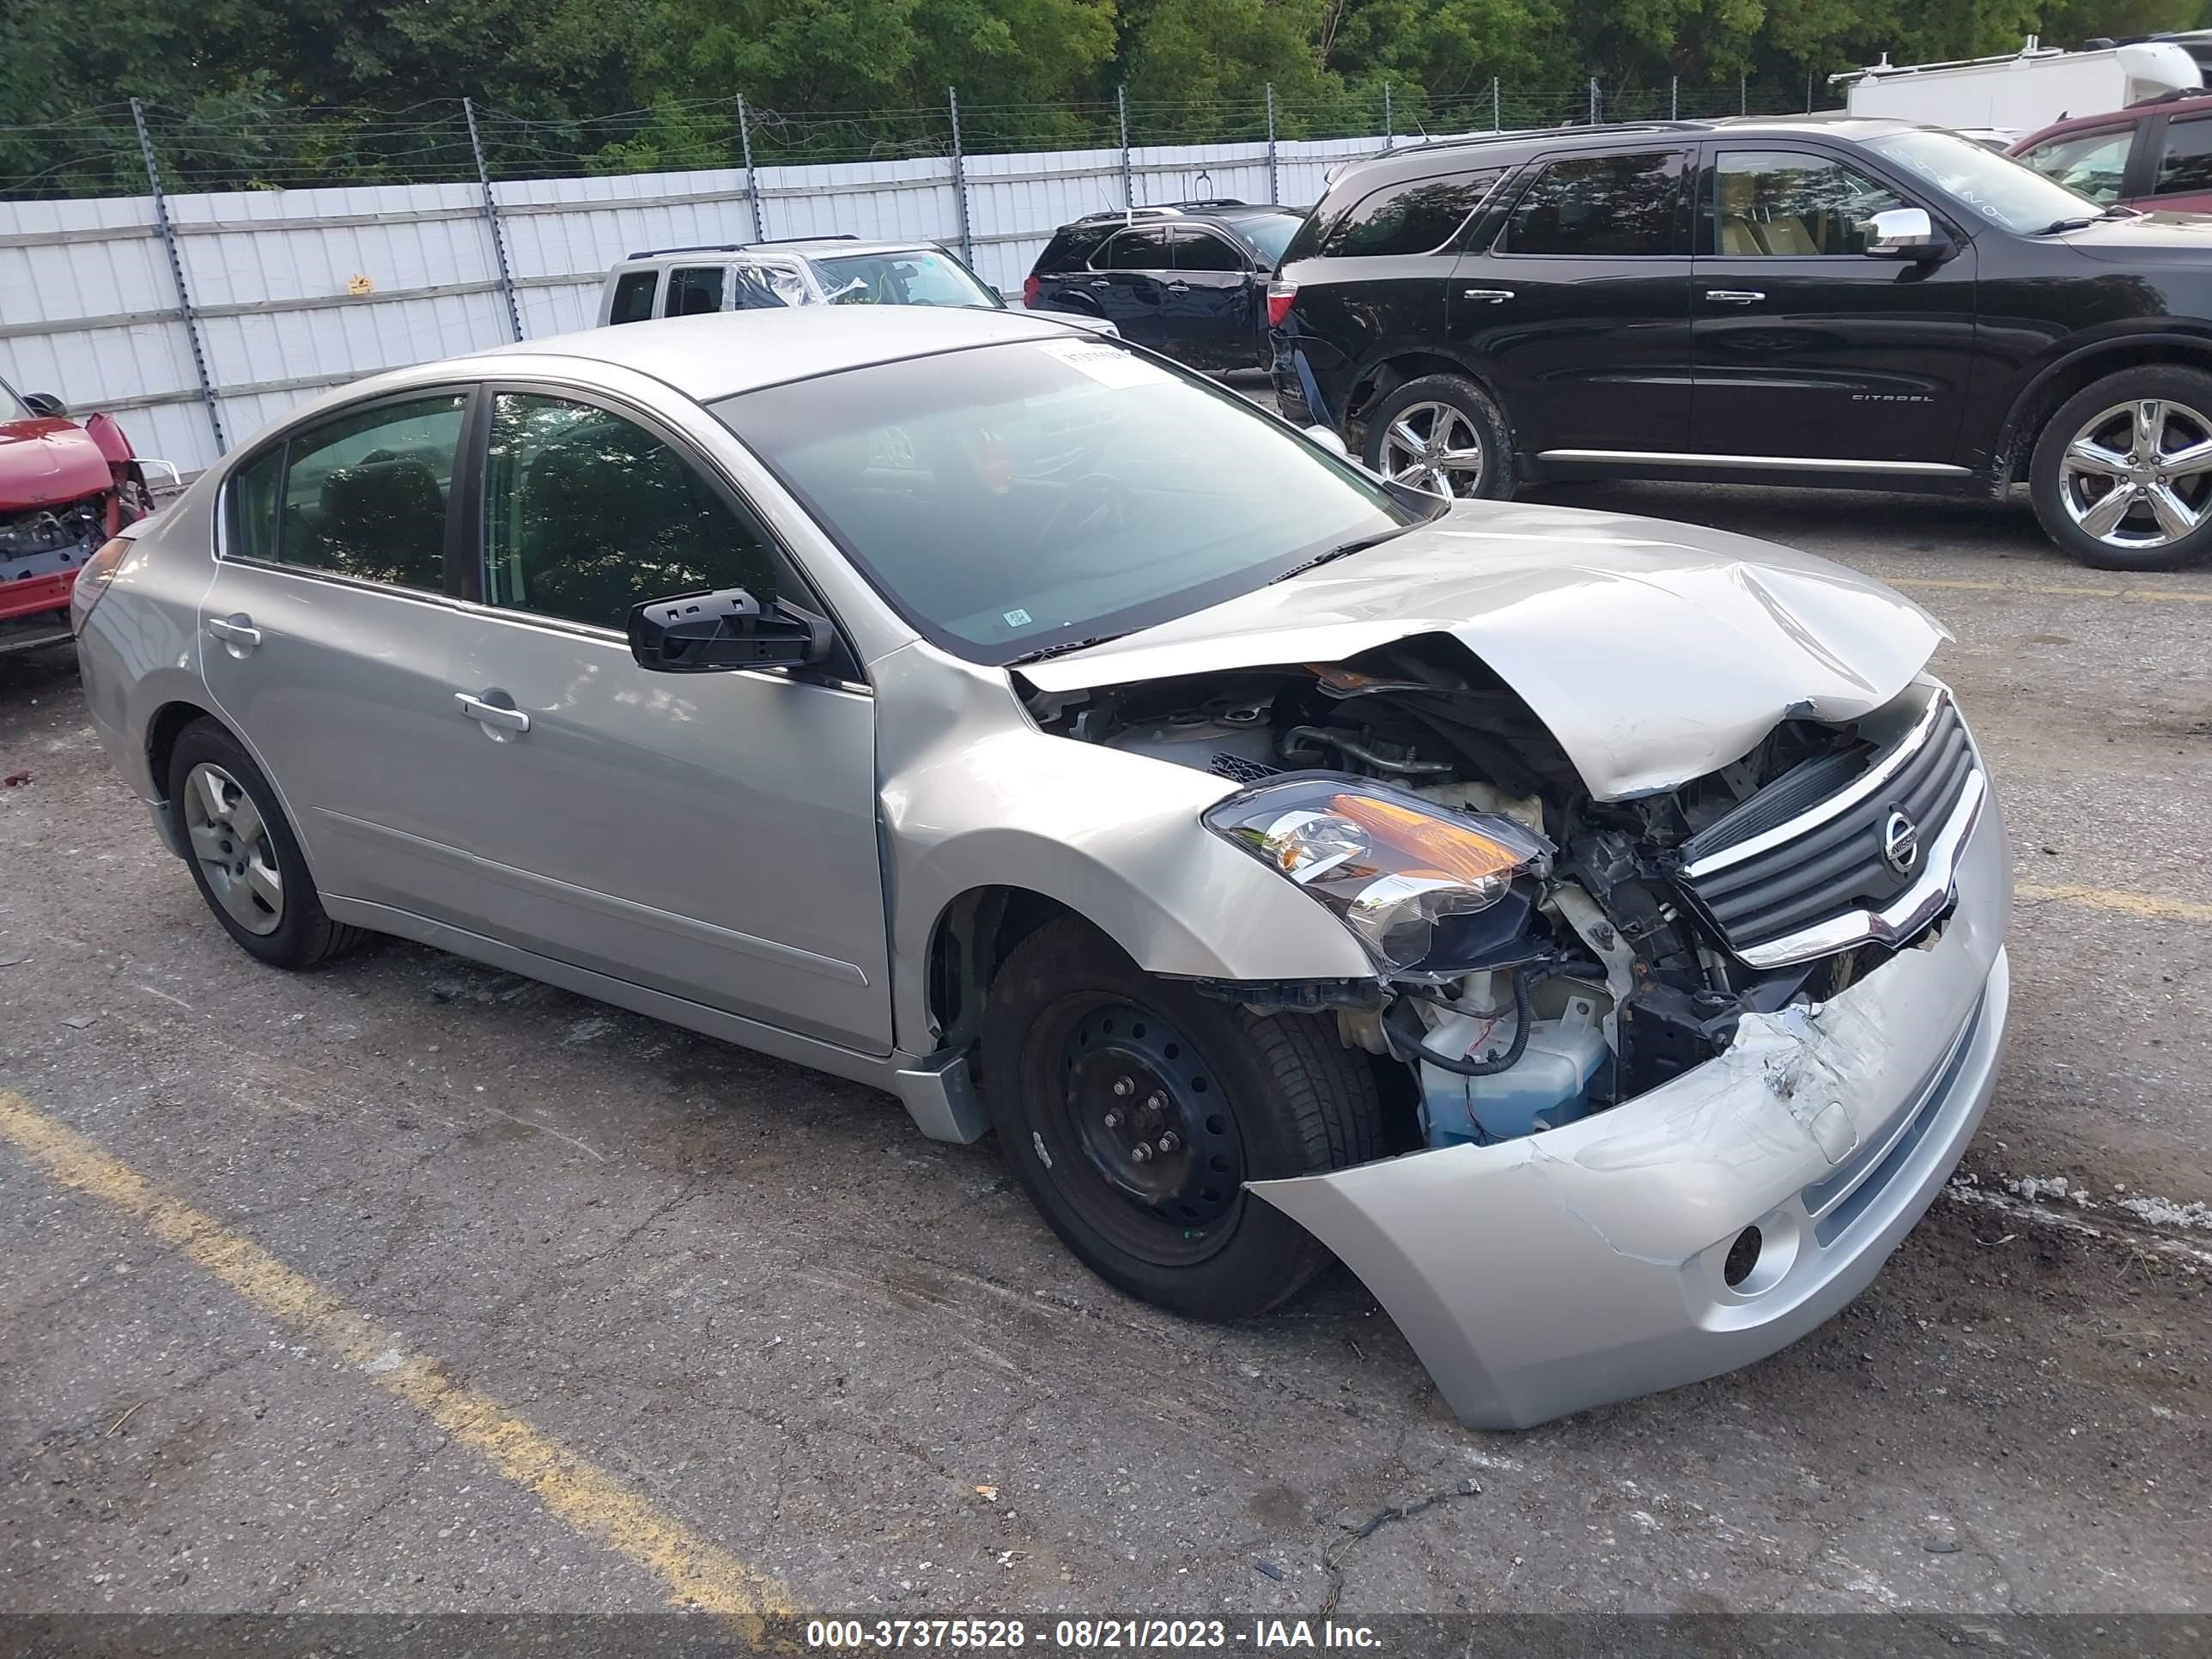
top-left (1270, 526), bottom-right (1410, 584)
top-left (2033, 206), bottom-right (2136, 234)
top-left (1004, 631), bottom-right (1130, 667)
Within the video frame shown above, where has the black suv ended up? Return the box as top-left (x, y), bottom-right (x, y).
top-left (1024, 201), bottom-right (1306, 371)
top-left (1271, 116), bottom-right (2212, 569)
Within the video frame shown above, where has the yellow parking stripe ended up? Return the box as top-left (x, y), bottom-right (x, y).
top-left (1891, 576), bottom-right (2212, 605)
top-left (2016, 884), bottom-right (2212, 924)
top-left (0, 1090), bottom-right (792, 1626)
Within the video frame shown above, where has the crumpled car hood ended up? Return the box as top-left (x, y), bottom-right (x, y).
top-left (1017, 501), bottom-right (1948, 799)
top-left (0, 416), bottom-right (111, 511)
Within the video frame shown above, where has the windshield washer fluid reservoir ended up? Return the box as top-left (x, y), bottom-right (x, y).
top-left (1420, 993), bottom-right (1607, 1147)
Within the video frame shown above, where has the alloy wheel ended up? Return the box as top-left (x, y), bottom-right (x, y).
top-left (2058, 398), bottom-right (2212, 550)
top-left (1377, 401), bottom-right (1486, 496)
top-left (181, 762), bottom-right (283, 936)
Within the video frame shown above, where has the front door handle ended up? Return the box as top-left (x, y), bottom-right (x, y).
top-left (1165, 281), bottom-right (1191, 293)
top-left (1089, 279), bottom-right (1111, 289)
top-left (1705, 289), bottom-right (1765, 305)
top-left (1462, 289), bottom-right (1515, 303)
top-left (455, 690), bottom-right (531, 739)
top-left (205, 615), bottom-right (261, 656)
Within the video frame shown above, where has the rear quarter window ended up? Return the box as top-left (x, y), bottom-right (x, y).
top-left (1316, 170), bottom-right (1505, 258)
top-left (1034, 224), bottom-right (1114, 272)
top-left (608, 269), bottom-right (659, 325)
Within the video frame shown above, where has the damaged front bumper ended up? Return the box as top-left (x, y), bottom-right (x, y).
top-left (1249, 789), bottom-right (2013, 1431)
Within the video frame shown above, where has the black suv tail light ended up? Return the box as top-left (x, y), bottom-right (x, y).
top-left (1022, 275), bottom-right (1040, 308)
top-left (1266, 278), bottom-right (1297, 329)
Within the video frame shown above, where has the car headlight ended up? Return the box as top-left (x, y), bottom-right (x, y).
top-left (1203, 779), bottom-right (1552, 972)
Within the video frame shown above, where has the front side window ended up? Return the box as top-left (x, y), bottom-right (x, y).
top-left (234, 393), bottom-right (465, 590)
top-left (2155, 117), bottom-right (2212, 197)
top-left (2018, 127), bottom-right (2134, 205)
top-left (1172, 230), bottom-right (1247, 272)
top-left (714, 337), bottom-right (1417, 665)
top-left (608, 270), bottom-right (659, 325)
top-left (1097, 227), bottom-right (1175, 271)
top-left (815, 248), bottom-right (1000, 307)
top-left (1320, 172), bottom-right (1503, 258)
top-left (482, 392), bottom-right (781, 632)
top-left (666, 266), bottom-right (726, 316)
top-left (1709, 151), bottom-right (1904, 256)
top-left (1499, 151), bottom-right (1685, 256)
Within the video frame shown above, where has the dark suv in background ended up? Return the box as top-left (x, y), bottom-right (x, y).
top-left (1271, 117), bottom-right (2212, 569)
top-left (1024, 201), bottom-right (1305, 370)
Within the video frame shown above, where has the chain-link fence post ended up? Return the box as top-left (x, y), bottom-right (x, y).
top-left (1671, 76), bottom-right (1679, 118)
top-left (130, 98), bottom-right (223, 453)
top-left (1806, 72), bottom-right (1814, 113)
top-left (1589, 78), bottom-right (1600, 125)
top-left (1117, 84), bottom-right (1133, 207)
top-left (1382, 83), bottom-right (1393, 150)
top-left (1740, 73), bottom-right (1747, 116)
top-left (1265, 83), bottom-right (1278, 204)
top-left (947, 87), bottom-right (973, 264)
top-left (1492, 76), bottom-right (1501, 132)
top-left (737, 94), bottom-right (765, 241)
top-left (464, 99), bottom-right (522, 342)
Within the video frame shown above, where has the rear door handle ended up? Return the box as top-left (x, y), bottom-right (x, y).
top-left (455, 691), bottom-right (531, 738)
top-left (205, 615), bottom-right (261, 654)
top-left (1462, 289), bottom-right (1515, 303)
top-left (1089, 279), bottom-right (1111, 289)
top-left (1165, 281), bottom-right (1191, 293)
top-left (1705, 289), bottom-right (1765, 304)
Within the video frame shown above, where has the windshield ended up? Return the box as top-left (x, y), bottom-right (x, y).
top-left (1237, 212), bottom-right (1305, 268)
top-left (813, 249), bottom-right (1002, 309)
top-left (1863, 128), bottom-right (2103, 232)
top-left (714, 337), bottom-right (1414, 665)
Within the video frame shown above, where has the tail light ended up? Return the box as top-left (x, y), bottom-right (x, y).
top-left (1266, 278), bottom-right (1297, 330)
top-left (1022, 275), bottom-right (1040, 307)
top-left (70, 535), bottom-right (132, 635)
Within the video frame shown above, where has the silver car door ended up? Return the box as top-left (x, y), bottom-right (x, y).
top-left (198, 387), bottom-right (485, 928)
top-left (450, 386), bottom-right (891, 1053)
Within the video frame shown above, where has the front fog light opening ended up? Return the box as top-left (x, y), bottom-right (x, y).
top-left (1713, 1212), bottom-right (1801, 1300)
top-left (1723, 1227), bottom-right (1762, 1288)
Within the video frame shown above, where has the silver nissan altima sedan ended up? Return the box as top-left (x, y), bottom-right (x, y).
top-left (71, 307), bottom-right (2011, 1429)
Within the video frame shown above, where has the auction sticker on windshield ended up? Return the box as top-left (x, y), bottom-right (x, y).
top-left (1037, 337), bottom-right (1174, 388)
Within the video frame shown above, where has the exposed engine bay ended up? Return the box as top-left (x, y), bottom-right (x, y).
top-left (1027, 637), bottom-right (1941, 1151)
top-left (1, 494), bottom-right (106, 582)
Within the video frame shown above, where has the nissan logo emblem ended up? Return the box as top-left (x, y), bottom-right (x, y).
top-left (1882, 809), bottom-right (1920, 878)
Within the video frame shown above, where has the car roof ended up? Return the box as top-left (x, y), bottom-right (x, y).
top-left (2011, 92), bottom-right (2212, 148)
top-left (413, 306), bottom-right (1086, 404)
top-left (617, 238), bottom-right (944, 265)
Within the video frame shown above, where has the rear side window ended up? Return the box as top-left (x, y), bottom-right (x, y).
top-left (1173, 230), bottom-right (1247, 271)
top-left (1034, 223), bottom-right (1114, 272)
top-left (1499, 152), bottom-right (1685, 256)
top-left (1097, 227), bottom-right (1175, 270)
top-left (608, 270), bottom-right (659, 325)
top-left (667, 266), bottom-right (726, 316)
top-left (1317, 171), bottom-right (1504, 258)
top-left (2155, 116), bottom-right (2212, 196)
top-left (229, 393), bottom-right (466, 591)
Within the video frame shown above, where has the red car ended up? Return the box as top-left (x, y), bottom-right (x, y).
top-left (2009, 92), bottom-right (2212, 213)
top-left (0, 377), bottom-right (157, 657)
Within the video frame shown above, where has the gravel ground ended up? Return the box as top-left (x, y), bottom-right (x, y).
top-left (1, 475), bottom-right (2207, 1621)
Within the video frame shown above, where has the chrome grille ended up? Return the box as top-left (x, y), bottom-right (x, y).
top-left (1677, 690), bottom-right (1980, 967)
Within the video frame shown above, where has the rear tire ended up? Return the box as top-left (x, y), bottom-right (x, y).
top-left (1361, 374), bottom-right (1515, 500)
top-left (167, 718), bottom-right (368, 969)
top-left (2030, 366), bottom-right (2212, 570)
top-left (979, 915), bottom-right (1384, 1321)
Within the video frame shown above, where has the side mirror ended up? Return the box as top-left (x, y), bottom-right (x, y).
top-left (1304, 424), bottom-right (1352, 459)
top-left (1864, 207), bottom-right (1943, 260)
top-left (627, 586), bottom-right (833, 674)
top-left (22, 392), bottom-right (66, 418)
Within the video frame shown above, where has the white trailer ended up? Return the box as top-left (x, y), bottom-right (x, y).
top-left (1832, 37), bottom-right (2201, 138)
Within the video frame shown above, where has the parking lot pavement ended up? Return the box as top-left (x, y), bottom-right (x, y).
top-left (3, 487), bottom-right (2209, 1621)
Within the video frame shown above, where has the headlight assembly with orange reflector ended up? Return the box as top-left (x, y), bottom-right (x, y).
top-left (1203, 778), bottom-right (1553, 973)
top-left (70, 535), bottom-right (134, 635)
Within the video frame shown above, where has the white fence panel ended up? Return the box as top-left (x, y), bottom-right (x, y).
top-left (2, 128), bottom-right (1422, 475)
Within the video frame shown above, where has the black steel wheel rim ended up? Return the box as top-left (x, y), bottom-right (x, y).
top-left (1036, 998), bottom-right (1248, 1266)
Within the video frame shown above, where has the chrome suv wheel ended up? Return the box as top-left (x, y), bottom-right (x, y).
top-left (1359, 373), bottom-right (1514, 501)
top-left (2057, 398), bottom-right (2212, 550)
top-left (2032, 368), bottom-right (2212, 571)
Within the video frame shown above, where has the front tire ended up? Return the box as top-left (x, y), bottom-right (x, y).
top-left (167, 718), bottom-right (368, 969)
top-left (979, 915), bottom-right (1384, 1320)
top-left (2030, 367), bottom-right (2212, 570)
top-left (1360, 374), bottom-right (1515, 500)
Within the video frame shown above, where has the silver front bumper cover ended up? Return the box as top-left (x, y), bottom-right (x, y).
top-left (1249, 787), bottom-right (2013, 1431)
